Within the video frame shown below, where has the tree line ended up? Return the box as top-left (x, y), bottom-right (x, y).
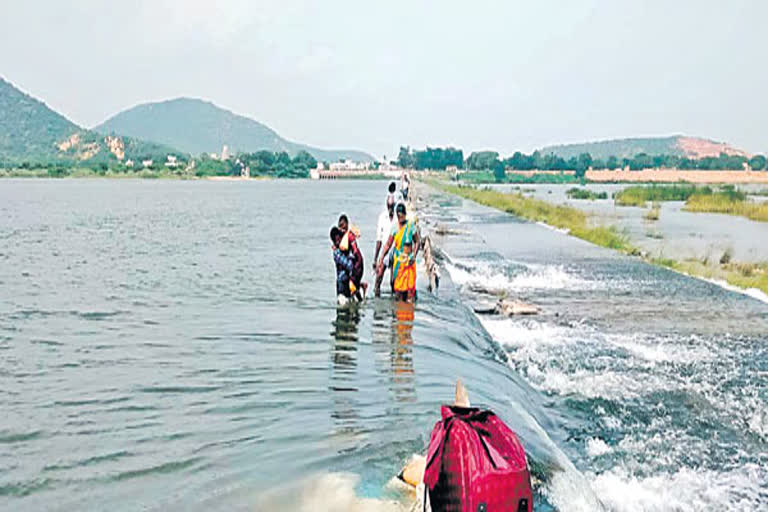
top-left (395, 146), bottom-right (768, 178)
top-left (0, 150), bottom-right (319, 179)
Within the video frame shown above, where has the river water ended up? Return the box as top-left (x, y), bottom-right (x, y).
top-left (1, 179), bottom-right (766, 511)
top-left (490, 184), bottom-right (768, 264)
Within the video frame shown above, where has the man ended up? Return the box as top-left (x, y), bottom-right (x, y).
top-left (400, 172), bottom-right (410, 201)
top-left (387, 181), bottom-right (404, 205)
top-left (377, 202), bottom-right (420, 302)
top-left (373, 195), bottom-right (397, 297)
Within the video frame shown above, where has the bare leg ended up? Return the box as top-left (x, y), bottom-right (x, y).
top-left (375, 265), bottom-right (385, 297)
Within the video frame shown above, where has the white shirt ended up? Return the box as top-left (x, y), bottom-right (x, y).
top-left (376, 209), bottom-right (397, 243)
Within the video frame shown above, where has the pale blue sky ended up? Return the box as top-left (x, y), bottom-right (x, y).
top-left (1, 0), bottom-right (766, 157)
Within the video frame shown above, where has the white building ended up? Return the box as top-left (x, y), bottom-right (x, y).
top-left (329, 160), bottom-right (369, 171)
top-left (142, 159), bottom-right (153, 168)
top-left (165, 155), bottom-right (179, 167)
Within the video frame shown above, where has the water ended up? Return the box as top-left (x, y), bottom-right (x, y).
top-left (490, 183), bottom-right (768, 262)
top-left (1, 179), bottom-right (766, 510)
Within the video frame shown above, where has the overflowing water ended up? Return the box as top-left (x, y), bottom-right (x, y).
top-left (1, 179), bottom-right (766, 510)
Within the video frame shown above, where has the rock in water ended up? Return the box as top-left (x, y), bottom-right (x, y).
top-left (497, 298), bottom-right (538, 316)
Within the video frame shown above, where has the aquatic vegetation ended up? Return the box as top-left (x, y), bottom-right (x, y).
top-left (614, 184), bottom-right (715, 206)
top-left (566, 188), bottom-right (608, 200)
top-left (643, 202), bottom-right (661, 221)
top-left (684, 192), bottom-right (768, 222)
top-left (432, 181), bottom-right (635, 254)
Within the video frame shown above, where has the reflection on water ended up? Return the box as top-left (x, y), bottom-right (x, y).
top-left (372, 301), bottom-right (416, 406)
top-left (331, 306), bottom-right (362, 439)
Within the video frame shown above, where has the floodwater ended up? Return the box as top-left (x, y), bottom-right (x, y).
top-left (1, 179), bottom-right (766, 511)
top-left (491, 183), bottom-right (768, 263)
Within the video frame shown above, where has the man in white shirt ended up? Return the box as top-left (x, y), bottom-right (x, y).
top-left (373, 195), bottom-right (397, 297)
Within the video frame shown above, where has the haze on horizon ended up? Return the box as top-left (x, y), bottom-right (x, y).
top-left (1, 0), bottom-right (766, 158)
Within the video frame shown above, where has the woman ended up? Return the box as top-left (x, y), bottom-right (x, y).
top-left (377, 203), bottom-right (420, 302)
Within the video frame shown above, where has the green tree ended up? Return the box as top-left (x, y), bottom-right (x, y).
top-left (493, 160), bottom-right (506, 182)
top-left (749, 154), bottom-right (766, 171)
top-left (397, 146), bottom-right (414, 168)
top-left (466, 151), bottom-right (500, 170)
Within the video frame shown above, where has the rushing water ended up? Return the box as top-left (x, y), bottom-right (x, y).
top-left (1, 179), bottom-right (766, 511)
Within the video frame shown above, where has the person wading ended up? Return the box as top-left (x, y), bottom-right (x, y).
top-left (373, 195), bottom-right (398, 297)
top-left (377, 203), bottom-right (420, 302)
top-left (337, 214), bottom-right (367, 299)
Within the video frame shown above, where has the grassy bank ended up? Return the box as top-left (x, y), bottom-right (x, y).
top-left (432, 181), bottom-right (635, 252)
top-left (684, 193), bottom-right (768, 222)
top-left (651, 258), bottom-right (768, 297)
top-left (428, 180), bottom-right (768, 297)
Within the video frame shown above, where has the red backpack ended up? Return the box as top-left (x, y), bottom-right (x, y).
top-left (423, 405), bottom-right (533, 512)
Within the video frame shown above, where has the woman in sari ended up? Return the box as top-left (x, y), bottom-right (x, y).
top-left (377, 203), bottom-right (420, 302)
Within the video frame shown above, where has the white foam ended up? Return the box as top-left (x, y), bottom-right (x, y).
top-left (586, 438), bottom-right (613, 457)
top-left (589, 464), bottom-right (767, 512)
top-left (703, 277), bottom-right (768, 304)
top-left (256, 473), bottom-right (409, 512)
top-left (444, 259), bottom-right (598, 293)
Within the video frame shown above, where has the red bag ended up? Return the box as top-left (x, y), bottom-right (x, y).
top-left (423, 405), bottom-right (533, 512)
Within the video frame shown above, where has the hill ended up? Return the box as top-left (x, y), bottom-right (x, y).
top-left (539, 136), bottom-right (750, 160)
top-left (94, 98), bottom-right (374, 162)
top-left (0, 77), bottom-right (179, 165)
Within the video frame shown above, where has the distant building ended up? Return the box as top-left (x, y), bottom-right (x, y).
top-left (165, 155), bottom-right (179, 167)
top-left (125, 159), bottom-right (134, 168)
top-left (220, 145), bottom-right (230, 161)
top-left (329, 160), bottom-right (369, 171)
top-left (142, 159), bottom-right (153, 168)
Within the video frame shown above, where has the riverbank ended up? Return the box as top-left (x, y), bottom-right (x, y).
top-left (428, 180), bottom-right (768, 298)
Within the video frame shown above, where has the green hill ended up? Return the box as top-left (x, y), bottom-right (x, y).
top-left (94, 97), bottom-right (374, 162)
top-left (0, 77), bottom-right (80, 162)
top-left (539, 136), bottom-right (748, 160)
top-left (0, 77), bottom-right (179, 165)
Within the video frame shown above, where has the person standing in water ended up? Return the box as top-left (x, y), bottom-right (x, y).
top-left (373, 195), bottom-right (397, 297)
top-left (330, 227), bottom-right (355, 304)
top-left (337, 214), bottom-right (367, 299)
top-left (377, 202), bottom-right (420, 302)
top-left (400, 172), bottom-right (410, 201)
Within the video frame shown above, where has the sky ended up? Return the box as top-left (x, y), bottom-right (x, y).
top-left (1, 0), bottom-right (766, 158)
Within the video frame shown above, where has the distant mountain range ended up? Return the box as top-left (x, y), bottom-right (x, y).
top-left (0, 77), bottom-right (177, 164)
top-left (539, 136), bottom-right (750, 160)
top-left (95, 98), bottom-right (374, 162)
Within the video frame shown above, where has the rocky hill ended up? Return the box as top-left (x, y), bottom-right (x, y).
top-left (0, 77), bottom-right (180, 164)
top-left (540, 136), bottom-right (749, 160)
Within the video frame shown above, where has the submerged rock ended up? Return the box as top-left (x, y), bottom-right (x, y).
top-left (473, 298), bottom-right (539, 316)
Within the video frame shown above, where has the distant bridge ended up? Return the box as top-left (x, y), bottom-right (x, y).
top-left (310, 169), bottom-right (402, 180)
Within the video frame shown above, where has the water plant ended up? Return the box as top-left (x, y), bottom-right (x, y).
top-left (614, 184), bottom-right (714, 207)
top-left (566, 188), bottom-right (608, 200)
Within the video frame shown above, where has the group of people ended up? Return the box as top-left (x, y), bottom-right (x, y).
top-left (331, 173), bottom-right (419, 305)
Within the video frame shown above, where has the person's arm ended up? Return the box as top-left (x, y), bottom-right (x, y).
top-left (373, 240), bottom-right (382, 269)
top-left (410, 230), bottom-right (421, 264)
top-left (378, 235), bottom-right (394, 269)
